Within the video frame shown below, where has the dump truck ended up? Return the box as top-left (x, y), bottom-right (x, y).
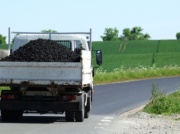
top-left (0, 28), bottom-right (102, 122)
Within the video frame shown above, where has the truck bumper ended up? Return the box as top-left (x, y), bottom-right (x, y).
top-left (0, 101), bottom-right (80, 111)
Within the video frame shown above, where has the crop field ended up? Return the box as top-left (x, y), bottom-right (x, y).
top-left (155, 53), bottom-right (180, 67)
top-left (158, 40), bottom-right (180, 53)
top-left (1, 40), bottom-right (180, 72)
top-left (95, 54), bottom-right (153, 71)
top-left (92, 40), bottom-right (180, 72)
top-left (0, 44), bottom-right (8, 49)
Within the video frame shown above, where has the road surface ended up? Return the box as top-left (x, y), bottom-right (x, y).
top-left (0, 77), bottom-right (180, 134)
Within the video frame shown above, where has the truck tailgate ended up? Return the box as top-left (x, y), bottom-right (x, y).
top-left (0, 62), bottom-right (82, 86)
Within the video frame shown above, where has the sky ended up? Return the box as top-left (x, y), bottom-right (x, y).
top-left (1, 0), bottom-right (180, 41)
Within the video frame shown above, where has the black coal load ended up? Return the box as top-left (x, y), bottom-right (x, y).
top-left (1, 39), bottom-right (80, 62)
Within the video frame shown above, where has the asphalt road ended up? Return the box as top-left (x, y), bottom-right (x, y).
top-left (0, 77), bottom-right (180, 134)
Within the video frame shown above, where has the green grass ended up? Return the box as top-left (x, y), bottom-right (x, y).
top-left (155, 53), bottom-right (180, 67)
top-left (92, 39), bottom-right (180, 72)
top-left (158, 40), bottom-right (180, 53)
top-left (93, 54), bottom-right (153, 72)
top-left (122, 40), bottom-right (158, 54)
top-left (143, 84), bottom-right (180, 115)
top-left (0, 44), bottom-right (8, 49)
top-left (93, 41), bottom-right (122, 55)
top-left (93, 40), bottom-right (158, 55)
top-left (93, 65), bottom-right (180, 84)
top-left (93, 52), bottom-right (180, 72)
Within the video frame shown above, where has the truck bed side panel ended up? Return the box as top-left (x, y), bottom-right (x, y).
top-left (81, 50), bottom-right (92, 85)
top-left (0, 62), bottom-right (82, 86)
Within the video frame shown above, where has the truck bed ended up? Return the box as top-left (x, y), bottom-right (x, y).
top-left (0, 50), bottom-right (92, 87)
top-left (0, 62), bottom-right (82, 86)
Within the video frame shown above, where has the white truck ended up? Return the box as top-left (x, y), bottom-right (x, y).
top-left (0, 29), bottom-right (102, 122)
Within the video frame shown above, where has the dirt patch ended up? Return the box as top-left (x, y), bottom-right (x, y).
top-left (116, 106), bottom-right (180, 134)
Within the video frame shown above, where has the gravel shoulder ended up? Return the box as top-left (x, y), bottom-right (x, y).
top-left (112, 106), bottom-right (180, 134)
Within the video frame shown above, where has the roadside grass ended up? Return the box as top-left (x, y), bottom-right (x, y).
top-left (93, 65), bottom-right (180, 84)
top-left (143, 84), bottom-right (180, 115)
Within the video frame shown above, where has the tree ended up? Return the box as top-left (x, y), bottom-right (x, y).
top-left (176, 32), bottom-right (180, 39)
top-left (119, 26), bottom-right (151, 40)
top-left (0, 34), bottom-right (6, 44)
top-left (41, 29), bottom-right (58, 33)
top-left (101, 28), bottom-right (119, 41)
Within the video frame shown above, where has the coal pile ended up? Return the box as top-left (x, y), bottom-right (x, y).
top-left (1, 39), bottom-right (80, 62)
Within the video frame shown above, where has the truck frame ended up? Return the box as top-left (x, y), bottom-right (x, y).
top-left (0, 28), bottom-right (102, 122)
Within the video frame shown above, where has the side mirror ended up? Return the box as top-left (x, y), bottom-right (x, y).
top-left (96, 50), bottom-right (102, 66)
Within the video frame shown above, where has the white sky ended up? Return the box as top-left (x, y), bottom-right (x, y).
top-left (1, 0), bottom-right (180, 41)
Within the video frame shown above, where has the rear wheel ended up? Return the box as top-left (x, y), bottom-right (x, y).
top-left (75, 110), bottom-right (84, 122)
top-left (1, 110), bottom-right (23, 122)
top-left (1, 110), bottom-right (10, 121)
top-left (85, 97), bottom-right (91, 118)
top-left (84, 110), bottom-right (89, 118)
top-left (14, 110), bottom-right (23, 121)
top-left (65, 111), bottom-right (74, 122)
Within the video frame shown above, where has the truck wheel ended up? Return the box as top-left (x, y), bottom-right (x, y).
top-left (13, 110), bottom-right (23, 121)
top-left (85, 97), bottom-right (91, 118)
top-left (75, 110), bottom-right (84, 122)
top-left (65, 111), bottom-right (74, 122)
top-left (1, 110), bottom-right (23, 122)
top-left (84, 110), bottom-right (89, 118)
top-left (1, 110), bottom-right (10, 121)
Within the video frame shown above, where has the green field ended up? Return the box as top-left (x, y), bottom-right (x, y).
top-left (92, 40), bottom-right (180, 72)
top-left (0, 44), bottom-right (8, 49)
top-left (1, 40), bottom-right (180, 72)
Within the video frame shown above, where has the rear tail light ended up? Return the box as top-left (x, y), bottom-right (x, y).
top-left (59, 95), bottom-right (76, 102)
top-left (1, 95), bottom-right (19, 100)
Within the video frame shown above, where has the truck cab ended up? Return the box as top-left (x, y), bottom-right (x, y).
top-left (12, 34), bottom-right (90, 52)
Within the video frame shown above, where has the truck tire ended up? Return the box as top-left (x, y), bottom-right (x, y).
top-left (65, 111), bottom-right (74, 122)
top-left (75, 91), bottom-right (85, 122)
top-left (85, 97), bottom-right (91, 118)
top-left (1, 110), bottom-right (23, 122)
top-left (1, 110), bottom-right (10, 121)
top-left (75, 110), bottom-right (84, 122)
top-left (84, 110), bottom-right (89, 118)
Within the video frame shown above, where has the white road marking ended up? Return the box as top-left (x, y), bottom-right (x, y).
top-left (95, 126), bottom-right (104, 129)
top-left (91, 116), bottom-right (114, 133)
top-left (98, 122), bottom-right (109, 126)
top-left (104, 117), bottom-right (114, 120)
top-left (101, 119), bottom-right (112, 122)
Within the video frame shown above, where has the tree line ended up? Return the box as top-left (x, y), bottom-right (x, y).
top-left (101, 27), bottom-right (180, 41)
top-left (0, 34), bottom-right (6, 44)
top-left (0, 28), bottom-right (180, 44)
top-left (101, 27), bottom-right (150, 41)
